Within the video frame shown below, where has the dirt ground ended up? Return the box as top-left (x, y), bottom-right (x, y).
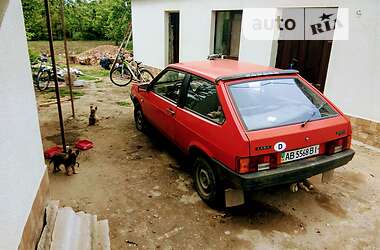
top-left (37, 70), bottom-right (380, 250)
top-left (28, 41), bottom-right (115, 56)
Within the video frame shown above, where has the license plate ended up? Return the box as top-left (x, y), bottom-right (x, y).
top-left (281, 145), bottom-right (320, 163)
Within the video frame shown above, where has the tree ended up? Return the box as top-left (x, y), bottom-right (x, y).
top-left (22, 0), bottom-right (47, 40)
top-left (21, 0), bottom-right (132, 43)
top-left (99, 0), bottom-right (131, 43)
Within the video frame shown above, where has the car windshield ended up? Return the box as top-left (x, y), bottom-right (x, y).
top-left (229, 78), bottom-right (338, 131)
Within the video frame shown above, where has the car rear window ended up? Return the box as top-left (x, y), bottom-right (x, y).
top-left (229, 78), bottom-right (338, 131)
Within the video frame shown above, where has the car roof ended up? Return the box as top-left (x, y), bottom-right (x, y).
top-left (169, 59), bottom-right (295, 83)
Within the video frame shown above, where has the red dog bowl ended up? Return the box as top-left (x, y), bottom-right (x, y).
top-left (75, 139), bottom-right (94, 150)
top-left (44, 146), bottom-right (63, 159)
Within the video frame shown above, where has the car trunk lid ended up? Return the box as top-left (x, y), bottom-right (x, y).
top-left (246, 115), bottom-right (351, 157)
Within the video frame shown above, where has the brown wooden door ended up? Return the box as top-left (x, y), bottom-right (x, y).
top-left (275, 40), bottom-right (332, 92)
top-left (168, 12), bottom-right (180, 64)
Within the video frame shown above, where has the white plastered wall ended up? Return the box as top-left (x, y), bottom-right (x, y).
top-left (0, 0), bottom-right (46, 249)
top-left (132, 0), bottom-right (379, 122)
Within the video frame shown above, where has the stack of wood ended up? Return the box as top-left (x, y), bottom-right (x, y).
top-left (68, 45), bottom-right (124, 66)
top-left (68, 55), bottom-right (79, 65)
top-left (79, 57), bottom-right (98, 65)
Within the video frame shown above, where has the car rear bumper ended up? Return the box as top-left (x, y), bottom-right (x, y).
top-left (213, 149), bottom-right (355, 191)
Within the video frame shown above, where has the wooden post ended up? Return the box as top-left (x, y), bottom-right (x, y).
top-left (110, 23), bottom-right (132, 72)
top-left (60, 0), bottom-right (75, 118)
top-left (44, 0), bottom-right (66, 152)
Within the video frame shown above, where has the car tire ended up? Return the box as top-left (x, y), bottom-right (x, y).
top-left (134, 106), bottom-right (147, 132)
top-left (193, 157), bottom-right (224, 207)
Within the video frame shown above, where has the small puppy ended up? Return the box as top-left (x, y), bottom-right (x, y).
top-left (89, 106), bottom-right (97, 126)
top-left (50, 149), bottom-right (80, 176)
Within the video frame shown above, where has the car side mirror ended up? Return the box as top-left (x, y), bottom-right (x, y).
top-left (138, 83), bottom-right (150, 92)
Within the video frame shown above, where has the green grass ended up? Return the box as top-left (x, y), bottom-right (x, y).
top-left (28, 40), bottom-right (114, 55)
top-left (29, 41), bottom-right (112, 85)
top-left (117, 100), bottom-right (131, 107)
top-left (78, 74), bottom-right (98, 81)
top-left (75, 65), bottom-right (110, 78)
top-left (47, 87), bottom-right (84, 99)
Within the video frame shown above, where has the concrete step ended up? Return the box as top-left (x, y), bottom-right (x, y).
top-left (50, 207), bottom-right (77, 250)
top-left (38, 202), bottom-right (110, 250)
top-left (90, 214), bottom-right (98, 249)
top-left (74, 212), bottom-right (92, 250)
top-left (94, 220), bottom-right (111, 250)
top-left (37, 200), bottom-right (60, 250)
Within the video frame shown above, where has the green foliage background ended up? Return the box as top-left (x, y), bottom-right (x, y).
top-left (22, 0), bottom-right (131, 43)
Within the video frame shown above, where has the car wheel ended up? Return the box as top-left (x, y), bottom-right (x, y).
top-left (134, 106), bottom-right (146, 132)
top-left (193, 157), bottom-right (224, 207)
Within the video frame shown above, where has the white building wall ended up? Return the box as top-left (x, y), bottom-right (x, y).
top-left (324, 0), bottom-right (380, 123)
top-left (132, 0), bottom-right (379, 122)
top-left (0, 0), bottom-right (46, 249)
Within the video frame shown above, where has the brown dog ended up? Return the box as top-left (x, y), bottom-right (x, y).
top-left (89, 106), bottom-right (97, 126)
top-left (50, 149), bottom-right (80, 176)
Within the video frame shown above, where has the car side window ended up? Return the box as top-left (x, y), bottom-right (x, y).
top-left (185, 75), bottom-right (225, 124)
top-left (152, 70), bottom-right (185, 103)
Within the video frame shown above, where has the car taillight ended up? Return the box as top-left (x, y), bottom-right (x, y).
top-left (326, 136), bottom-right (351, 155)
top-left (236, 154), bottom-right (277, 174)
top-left (237, 157), bottom-right (251, 174)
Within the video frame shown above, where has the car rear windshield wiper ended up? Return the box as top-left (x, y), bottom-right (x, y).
top-left (301, 102), bottom-right (327, 127)
top-left (301, 111), bottom-right (316, 127)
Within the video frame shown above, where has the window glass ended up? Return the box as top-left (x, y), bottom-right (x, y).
top-left (185, 76), bottom-right (225, 124)
top-left (229, 78), bottom-right (338, 130)
top-left (214, 10), bottom-right (242, 59)
top-left (152, 70), bottom-right (185, 103)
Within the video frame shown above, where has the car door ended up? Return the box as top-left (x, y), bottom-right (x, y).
top-left (142, 69), bottom-right (186, 141)
top-left (174, 74), bottom-right (227, 154)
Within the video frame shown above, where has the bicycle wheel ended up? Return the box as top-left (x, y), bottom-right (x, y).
top-left (110, 66), bottom-right (133, 87)
top-left (139, 69), bottom-right (154, 83)
top-left (36, 71), bottom-right (50, 91)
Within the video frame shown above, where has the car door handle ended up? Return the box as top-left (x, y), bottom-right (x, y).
top-left (166, 108), bottom-right (176, 116)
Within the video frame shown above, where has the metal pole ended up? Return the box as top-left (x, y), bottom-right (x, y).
top-left (60, 0), bottom-right (75, 118)
top-left (44, 0), bottom-right (67, 152)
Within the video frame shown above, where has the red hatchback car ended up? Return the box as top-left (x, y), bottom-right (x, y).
top-left (130, 59), bottom-right (355, 206)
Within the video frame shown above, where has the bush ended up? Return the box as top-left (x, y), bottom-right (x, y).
top-left (28, 48), bottom-right (40, 64)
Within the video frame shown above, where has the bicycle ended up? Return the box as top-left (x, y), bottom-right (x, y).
top-left (32, 55), bottom-right (65, 91)
top-left (32, 55), bottom-right (52, 91)
top-left (110, 52), bottom-right (154, 87)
